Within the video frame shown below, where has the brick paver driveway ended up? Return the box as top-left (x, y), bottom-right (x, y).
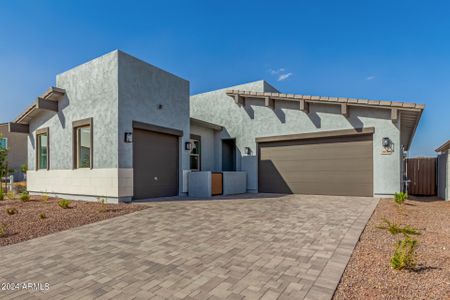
top-left (0, 194), bottom-right (378, 300)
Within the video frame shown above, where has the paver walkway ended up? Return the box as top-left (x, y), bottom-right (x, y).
top-left (0, 194), bottom-right (378, 300)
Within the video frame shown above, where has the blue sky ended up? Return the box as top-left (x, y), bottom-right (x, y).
top-left (0, 0), bottom-right (449, 156)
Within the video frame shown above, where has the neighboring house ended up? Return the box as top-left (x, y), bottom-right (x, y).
top-left (436, 140), bottom-right (450, 200)
top-left (0, 123), bottom-right (27, 181)
top-left (9, 50), bottom-right (424, 202)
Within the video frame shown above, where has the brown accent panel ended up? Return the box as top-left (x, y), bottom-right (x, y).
top-left (406, 158), bottom-right (437, 196)
top-left (36, 97), bottom-right (58, 112)
top-left (258, 134), bottom-right (373, 196)
top-left (133, 128), bottom-right (179, 199)
top-left (133, 121), bottom-right (183, 137)
top-left (211, 172), bottom-right (223, 196)
top-left (8, 122), bottom-right (30, 134)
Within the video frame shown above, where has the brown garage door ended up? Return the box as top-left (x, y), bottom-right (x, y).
top-left (258, 132), bottom-right (373, 196)
top-left (133, 128), bottom-right (179, 199)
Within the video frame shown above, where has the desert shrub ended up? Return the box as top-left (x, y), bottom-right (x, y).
top-left (0, 223), bottom-right (8, 237)
top-left (41, 194), bottom-right (49, 202)
top-left (391, 237), bottom-right (418, 270)
top-left (377, 218), bottom-right (420, 236)
top-left (6, 191), bottom-right (15, 200)
top-left (394, 192), bottom-right (408, 205)
top-left (38, 212), bottom-right (47, 219)
top-left (58, 199), bottom-right (71, 209)
top-left (20, 192), bottom-right (30, 202)
top-left (97, 197), bottom-right (107, 212)
top-left (6, 207), bottom-right (18, 215)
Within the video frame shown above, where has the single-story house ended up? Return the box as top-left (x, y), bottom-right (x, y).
top-left (0, 123), bottom-right (27, 181)
top-left (436, 140), bottom-right (450, 200)
top-left (9, 50), bottom-right (424, 202)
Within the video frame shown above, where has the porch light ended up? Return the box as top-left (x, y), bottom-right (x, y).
top-left (124, 132), bottom-right (133, 143)
top-left (185, 141), bottom-right (192, 150)
top-left (382, 137), bottom-right (391, 149)
top-left (244, 147), bottom-right (252, 155)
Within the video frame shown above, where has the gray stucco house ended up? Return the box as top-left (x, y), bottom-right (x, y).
top-left (9, 50), bottom-right (424, 202)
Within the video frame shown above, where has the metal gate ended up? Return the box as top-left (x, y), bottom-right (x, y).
top-left (406, 157), bottom-right (437, 196)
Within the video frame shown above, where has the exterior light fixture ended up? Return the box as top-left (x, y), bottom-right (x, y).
top-left (124, 132), bottom-right (133, 143)
top-left (185, 141), bottom-right (192, 150)
top-left (382, 137), bottom-right (391, 149)
top-left (244, 147), bottom-right (252, 155)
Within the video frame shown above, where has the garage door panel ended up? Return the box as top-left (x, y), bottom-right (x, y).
top-left (281, 170), bottom-right (373, 183)
top-left (287, 182), bottom-right (373, 196)
top-left (260, 141), bottom-right (372, 160)
top-left (258, 133), bottom-right (373, 196)
top-left (133, 129), bottom-right (179, 199)
top-left (261, 158), bottom-right (372, 172)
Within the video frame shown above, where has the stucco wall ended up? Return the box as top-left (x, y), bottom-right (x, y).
top-left (0, 124), bottom-right (27, 180)
top-left (190, 123), bottom-right (216, 171)
top-left (28, 50), bottom-right (119, 171)
top-left (191, 80), bottom-right (402, 195)
top-left (117, 51), bottom-right (190, 195)
top-left (437, 152), bottom-right (449, 200)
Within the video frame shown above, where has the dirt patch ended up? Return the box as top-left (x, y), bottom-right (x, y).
top-left (0, 196), bottom-right (146, 247)
top-left (334, 198), bottom-right (450, 300)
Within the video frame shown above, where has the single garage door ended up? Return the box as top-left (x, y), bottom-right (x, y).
top-left (133, 128), bottom-right (179, 199)
top-left (258, 132), bottom-right (373, 196)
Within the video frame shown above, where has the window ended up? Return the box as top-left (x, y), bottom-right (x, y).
top-left (36, 128), bottom-right (49, 170)
top-left (0, 137), bottom-right (7, 150)
top-left (189, 135), bottom-right (201, 171)
top-left (73, 118), bottom-right (93, 169)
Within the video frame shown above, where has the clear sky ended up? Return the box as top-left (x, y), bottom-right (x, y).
top-left (0, 0), bottom-right (449, 156)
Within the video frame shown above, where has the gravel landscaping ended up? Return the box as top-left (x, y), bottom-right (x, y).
top-left (334, 198), bottom-right (450, 300)
top-left (0, 196), bottom-right (146, 247)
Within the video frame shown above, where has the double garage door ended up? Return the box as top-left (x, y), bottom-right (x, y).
top-left (258, 133), bottom-right (373, 197)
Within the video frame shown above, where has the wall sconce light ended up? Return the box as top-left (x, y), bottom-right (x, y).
top-left (185, 141), bottom-right (192, 150)
top-left (244, 147), bottom-right (252, 155)
top-left (382, 137), bottom-right (392, 149)
top-left (124, 132), bottom-right (133, 143)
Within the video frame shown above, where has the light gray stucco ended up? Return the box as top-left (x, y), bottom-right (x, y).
top-left (188, 171), bottom-right (211, 197)
top-left (26, 50), bottom-right (190, 200)
top-left (190, 123), bottom-right (216, 171)
top-left (190, 80), bottom-right (403, 196)
top-left (28, 51), bottom-right (119, 170)
top-left (117, 51), bottom-right (190, 195)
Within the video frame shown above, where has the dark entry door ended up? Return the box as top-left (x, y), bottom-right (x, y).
top-left (133, 128), bottom-right (179, 199)
top-left (222, 139), bottom-right (236, 171)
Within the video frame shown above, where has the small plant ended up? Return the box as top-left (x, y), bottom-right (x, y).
top-left (377, 218), bottom-right (421, 236)
top-left (97, 197), bottom-right (107, 212)
top-left (41, 194), bottom-right (49, 202)
top-left (6, 191), bottom-right (15, 200)
top-left (6, 207), bottom-right (18, 215)
top-left (0, 189), bottom-right (3, 201)
top-left (391, 237), bottom-right (418, 270)
top-left (394, 192), bottom-right (408, 205)
top-left (0, 223), bottom-right (8, 237)
top-left (38, 212), bottom-right (47, 219)
top-left (20, 192), bottom-right (30, 202)
top-left (58, 199), bottom-right (71, 209)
